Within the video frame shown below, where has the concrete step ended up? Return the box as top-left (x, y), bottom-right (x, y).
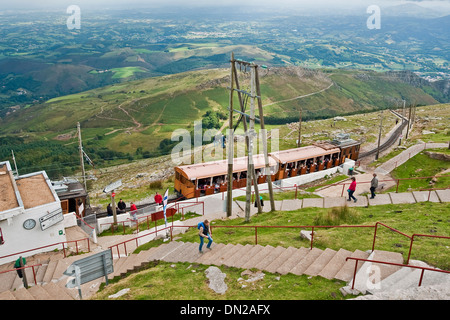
top-left (205, 244), bottom-right (236, 266)
top-left (290, 247), bottom-right (324, 276)
top-left (178, 243), bottom-right (202, 263)
top-left (231, 245), bottom-right (264, 269)
top-left (195, 243), bottom-right (227, 265)
top-left (41, 282), bottom-right (74, 300)
top-left (11, 287), bottom-right (35, 300)
top-left (349, 250), bottom-right (404, 294)
top-left (255, 246), bottom-right (286, 271)
top-left (35, 263), bottom-right (49, 284)
top-left (42, 260), bottom-right (59, 285)
top-left (27, 285), bottom-right (53, 300)
top-left (164, 242), bottom-right (195, 263)
top-left (303, 248), bottom-right (337, 277)
top-left (139, 246), bottom-right (164, 262)
top-left (159, 241), bottom-right (186, 262)
top-left (241, 245), bottom-right (274, 270)
top-left (216, 244), bottom-right (245, 266)
top-left (150, 241), bottom-right (185, 260)
top-left (368, 266), bottom-right (416, 294)
top-left (110, 257), bottom-right (128, 279)
top-left (265, 247), bottom-right (298, 273)
top-left (334, 249), bottom-right (370, 282)
top-left (0, 290), bottom-right (16, 300)
top-left (276, 247), bottom-right (310, 275)
top-left (318, 248), bottom-right (353, 280)
top-left (225, 244), bottom-right (252, 267)
top-left (0, 269), bottom-right (17, 292)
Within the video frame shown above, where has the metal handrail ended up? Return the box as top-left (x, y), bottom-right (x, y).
top-left (345, 257), bottom-right (450, 290)
top-left (0, 238), bottom-right (90, 262)
top-left (0, 264), bottom-right (42, 286)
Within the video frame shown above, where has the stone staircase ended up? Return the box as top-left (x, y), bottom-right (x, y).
top-left (1, 240), bottom-right (448, 300)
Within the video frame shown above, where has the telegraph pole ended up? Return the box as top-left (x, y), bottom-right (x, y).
top-left (226, 53), bottom-right (235, 218)
top-left (255, 66), bottom-right (275, 212)
top-left (297, 108), bottom-right (302, 148)
top-left (233, 60), bottom-right (262, 214)
top-left (375, 111), bottom-right (383, 160)
top-left (77, 122), bottom-right (87, 191)
top-left (406, 103), bottom-right (412, 140)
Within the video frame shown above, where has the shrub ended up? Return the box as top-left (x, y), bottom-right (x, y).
top-left (313, 205), bottom-right (360, 226)
top-left (149, 180), bottom-right (163, 189)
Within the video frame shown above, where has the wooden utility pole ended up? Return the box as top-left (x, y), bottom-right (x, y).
top-left (77, 122), bottom-right (87, 191)
top-left (244, 65), bottom-right (257, 221)
top-left (226, 53), bottom-right (235, 218)
top-left (297, 108), bottom-right (302, 147)
top-left (375, 111), bottom-right (383, 160)
top-left (232, 60), bottom-right (262, 214)
top-left (406, 103), bottom-right (412, 140)
top-left (254, 66), bottom-right (275, 211)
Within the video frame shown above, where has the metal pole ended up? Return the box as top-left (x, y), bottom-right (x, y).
top-left (111, 190), bottom-right (117, 226)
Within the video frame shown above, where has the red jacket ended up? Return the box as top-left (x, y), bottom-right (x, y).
top-left (349, 181), bottom-right (356, 191)
top-left (155, 194), bottom-right (163, 204)
top-left (130, 203), bottom-right (137, 211)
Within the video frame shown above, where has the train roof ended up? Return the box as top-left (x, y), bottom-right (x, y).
top-left (269, 145), bottom-right (340, 164)
top-left (175, 154), bottom-right (277, 180)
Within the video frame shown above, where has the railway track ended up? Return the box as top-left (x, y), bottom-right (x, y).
top-left (359, 110), bottom-right (408, 159)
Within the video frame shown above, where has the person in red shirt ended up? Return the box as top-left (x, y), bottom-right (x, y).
top-left (130, 202), bottom-right (137, 212)
top-left (347, 177), bottom-right (357, 202)
top-left (154, 192), bottom-right (163, 205)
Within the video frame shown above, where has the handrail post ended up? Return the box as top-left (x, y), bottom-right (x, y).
top-left (32, 266), bottom-right (37, 285)
top-left (62, 242), bottom-right (66, 258)
top-left (351, 259), bottom-right (359, 290)
top-left (372, 223), bottom-right (379, 252)
top-left (310, 227), bottom-right (314, 250)
top-left (255, 227), bottom-right (258, 245)
top-left (418, 269), bottom-right (425, 287)
top-left (407, 235), bottom-right (415, 264)
top-left (396, 179), bottom-right (400, 193)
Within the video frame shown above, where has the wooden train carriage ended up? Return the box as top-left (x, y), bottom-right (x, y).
top-left (174, 154), bottom-right (278, 199)
top-left (330, 134), bottom-right (361, 163)
top-left (269, 144), bottom-right (341, 180)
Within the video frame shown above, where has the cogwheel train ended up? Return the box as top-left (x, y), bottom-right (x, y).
top-left (174, 134), bottom-right (360, 199)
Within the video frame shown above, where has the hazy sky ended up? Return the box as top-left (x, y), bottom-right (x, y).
top-left (0, 0), bottom-right (430, 10)
top-left (1, 0), bottom-right (449, 12)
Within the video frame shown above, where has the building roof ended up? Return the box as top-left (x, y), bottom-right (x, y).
top-left (269, 145), bottom-right (340, 164)
top-left (51, 178), bottom-right (87, 200)
top-left (0, 161), bottom-right (20, 212)
top-left (16, 173), bottom-right (57, 209)
top-left (0, 161), bottom-right (59, 215)
top-left (176, 154), bottom-right (277, 180)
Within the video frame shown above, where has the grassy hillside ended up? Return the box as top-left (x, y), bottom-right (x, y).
top-left (0, 66), bottom-right (443, 178)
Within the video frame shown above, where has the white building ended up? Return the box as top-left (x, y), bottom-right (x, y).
top-left (0, 161), bottom-right (67, 265)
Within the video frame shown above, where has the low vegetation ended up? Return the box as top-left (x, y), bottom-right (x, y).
top-left (90, 201), bottom-right (449, 300)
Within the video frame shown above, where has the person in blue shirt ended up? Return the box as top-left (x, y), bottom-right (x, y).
top-left (198, 219), bottom-right (213, 253)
